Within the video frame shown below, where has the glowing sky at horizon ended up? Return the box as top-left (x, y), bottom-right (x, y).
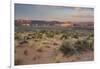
top-left (15, 4), bottom-right (94, 22)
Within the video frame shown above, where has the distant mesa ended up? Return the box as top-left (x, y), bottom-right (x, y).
top-left (15, 19), bottom-right (73, 27)
top-left (15, 19), bottom-right (32, 26)
top-left (15, 19), bottom-right (94, 29)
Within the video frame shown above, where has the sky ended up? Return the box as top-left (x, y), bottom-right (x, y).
top-left (15, 4), bottom-right (94, 22)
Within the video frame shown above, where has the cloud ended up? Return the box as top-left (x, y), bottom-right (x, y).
top-left (67, 7), bottom-right (94, 22)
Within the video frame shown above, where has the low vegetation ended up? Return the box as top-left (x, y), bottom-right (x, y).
top-left (59, 36), bottom-right (94, 56)
top-left (15, 29), bottom-right (94, 65)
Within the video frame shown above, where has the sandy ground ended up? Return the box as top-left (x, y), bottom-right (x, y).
top-left (15, 37), bottom-right (94, 65)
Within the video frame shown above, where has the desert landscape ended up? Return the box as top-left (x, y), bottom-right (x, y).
top-left (15, 27), bottom-right (94, 65)
top-left (14, 4), bottom-right (94, 65)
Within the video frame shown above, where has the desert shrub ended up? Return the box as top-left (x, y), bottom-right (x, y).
top-left (19, 40), bottom-right (28, 45)
top-left (72, 33), bottom-right (79, 39)
top-left (46, 32), bottom-right (54, 38)
top-left (15, 59), bottom-right (22, 65)
top-left (60, 38), bottom-right (94, 56)
top-left (15, 35), bottom-right (22, 41)
top-left (15, 36), bottom-right (20, 40)
top-left (39, 30), bottom-right (47, 34)
top-left (60, 34), bottom-right (68, 40)
top-left (74, 40), bottom-right (88, 52)
top-left (24, 36), bottom-right (34, 40)
top-left (89, 33), bottom-right (94, 37)
top-left (19, 36), bottom-right (28, 44)
top-left (55, 31), bottom-right (60, 35)
top-left (86, 33), bottom-right (94, 51)
top-left (86, 39), bottom-right (94, 51)
top-left (87, 33), bottom-right (94, 40)
top-left (74, 38), bottom-right (94, 52)
top-left (36, 33), bottom-right (43, 39)
top-left (59, 41), bottom-right (76, 56)
top-left (28, 33), bottom-right (33, 36)
top-left (15, 32), bottom-right (22, 40)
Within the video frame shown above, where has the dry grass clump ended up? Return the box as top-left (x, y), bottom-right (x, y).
top-left (23, 49), bottom-right (28, 56)
top-left (37, 48), bottom-right (44, 52)
top-left (59, 41), bottom-right (75, 56)
top-left (53, 42), bottom-right (58, 46)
